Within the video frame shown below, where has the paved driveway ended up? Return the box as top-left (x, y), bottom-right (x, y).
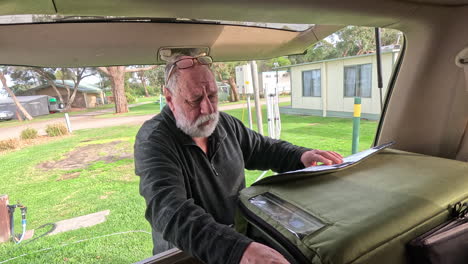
top-left (0, 97), bottom-right (290, 140)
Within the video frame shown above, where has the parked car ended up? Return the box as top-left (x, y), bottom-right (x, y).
top-left (0, 110), bottom-right (14, 121)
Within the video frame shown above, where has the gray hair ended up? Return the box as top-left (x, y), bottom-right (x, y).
top-left (164, 57), bottom-right (182, 94)
top-left (163, 49), bottom-right (204, 94)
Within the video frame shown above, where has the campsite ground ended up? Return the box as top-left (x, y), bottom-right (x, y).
top-left (0, 97), bottom-right (290, 140)
top-left (0, 103), bottom-right (378, 264)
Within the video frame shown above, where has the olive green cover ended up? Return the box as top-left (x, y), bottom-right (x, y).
top-left (239, 149), bottom-right (468, 264)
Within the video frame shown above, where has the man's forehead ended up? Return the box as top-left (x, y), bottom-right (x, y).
top-left (177, 66), bottom-right (217, 92)
top-left (178, 63), bottom-right (212, 77)
top-left (182, 82), bottom-right (218, 98)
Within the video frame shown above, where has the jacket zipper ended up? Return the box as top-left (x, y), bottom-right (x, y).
top-left (210, 162), bottom-right (219, 176)
top-left (208, 147), bottom-right (219, 176)
top-left (195, 142), bottom-right (220, 176)
top-left (238, 202), bottom-right (311, 264)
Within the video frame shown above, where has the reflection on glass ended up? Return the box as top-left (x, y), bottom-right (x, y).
top-left (249, 192), bottom-right (325, 239)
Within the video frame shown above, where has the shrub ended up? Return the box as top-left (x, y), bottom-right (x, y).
top-left (20, 128), bottom-right (38, 140)
top-left (0, 138), bottom-right (20, 151)
top-left (46, 123), bottom-right (69, 137)
top-left (125, 91), bottom-right (136, 104)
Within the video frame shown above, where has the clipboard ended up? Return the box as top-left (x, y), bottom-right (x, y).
top-left (252, 141), bottom-right (395, 186)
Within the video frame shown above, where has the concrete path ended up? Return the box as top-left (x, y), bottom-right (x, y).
top-left (0, 97), bottom-right (290, 140)
top-left (49, 210), bottom-right (110, 236)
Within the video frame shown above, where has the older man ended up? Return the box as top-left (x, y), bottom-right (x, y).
top-left (134, 54), bottom-right (343, 264)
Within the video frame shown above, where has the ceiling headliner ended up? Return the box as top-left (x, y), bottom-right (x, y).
top-left (0, 23), bottom-right (341, 67)
top-left (0, 0), bottom-right (464, 66)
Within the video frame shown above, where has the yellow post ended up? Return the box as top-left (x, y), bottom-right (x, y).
top-left (352, 97), bottom-right (362, 154)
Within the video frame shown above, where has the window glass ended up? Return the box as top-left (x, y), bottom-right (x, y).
top-left (0, 25), bottom-right (403, 263)
top-left (344, 64), bottom-right (372, 97)
top-left (302, 70), bottom-right (321, 97)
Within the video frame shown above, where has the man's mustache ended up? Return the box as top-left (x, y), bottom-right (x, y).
top-left (194, 112), bottom-right (218, 126)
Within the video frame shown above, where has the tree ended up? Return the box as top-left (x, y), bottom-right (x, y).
top-left (147, 66), bottom-right (165, 84)
top-left (98, 65), bottom-right (157, 114)
top-left (0, 68), bottom-right (33, 121)
top-left (145, 66), bottom-right (165, 96)
top-left (213, 62), bottom-right (246, 102)
top-left (289, 26), bottom-right (401, 63)
top-left (56, 68), bottom-right (96, 111)
top-left (289, 39), bottom-right (340, 64)
top-left (132, 65), bottom-right (162, 97)
top-left (9, 67), bottom-right (46, 93)
top-left (32, 68), bottom-right (64, 103)
top-left (34, 67), bottom-right (96, 111)
top-left (334, 26), bottom-right (401, 57)
top-left (257, 57), bottom-right (292, 72)
top-left (96, 70), bottom-right (112, 93)
top-left (9, 67), bottom-right (96, 111)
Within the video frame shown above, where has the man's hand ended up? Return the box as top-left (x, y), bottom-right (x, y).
top-left (301, 149), bottom-right (343, 167)
top-left (240, 242), bottom-right (290, 264)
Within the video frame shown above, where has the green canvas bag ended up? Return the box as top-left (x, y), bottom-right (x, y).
top-left (237, 149), bottom-right (468, 264)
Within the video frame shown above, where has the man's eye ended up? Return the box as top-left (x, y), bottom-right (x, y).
top-left (187, 99), bottom-right (200, 107)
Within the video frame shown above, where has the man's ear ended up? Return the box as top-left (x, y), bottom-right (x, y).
top-left (164, 86), bottom-right (176, 112)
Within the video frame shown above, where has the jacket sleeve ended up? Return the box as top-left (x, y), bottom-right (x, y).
top-left (135, 136), bottom-right (252, 264)
top-left (227, 114), bottom-right (310, 172)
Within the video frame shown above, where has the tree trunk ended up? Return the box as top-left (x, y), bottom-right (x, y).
top-left (0, 72), bottom-right (33, 120)
top-left (109, 67), bottom-right (129, 113)
top-left (216, 71), bottom-right (223, 83)
top-left (144, 85), bottom-right (149, 97)
top-left (98, 65), bottom-right (156, 114)
top-left (33, 69), bottom-right (64, 103)
top-left (140, 75), bottom-right (150, 97)
top-left (229, 85), bottom-right (235, 102)
top-left (65, 83), bottom-right (80, 111)
top-left (59, 78), bottom-right (71, 110)
top-left (15, 111), bottom-right (23, 121)
top-left (228, 76), bottom-right (239, 102)
top-left (49, 82), bottom-right (64, 103)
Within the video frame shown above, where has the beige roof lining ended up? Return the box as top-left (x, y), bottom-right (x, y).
top-left (0, 22), bottom-right (341, 67)
top-left (1, 0), bottom-right (467, 159)
top-left (1, 0), bottom-right (419, 27)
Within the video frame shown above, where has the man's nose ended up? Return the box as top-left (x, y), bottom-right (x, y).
top-left (200, 96), bottom-right (215, 115)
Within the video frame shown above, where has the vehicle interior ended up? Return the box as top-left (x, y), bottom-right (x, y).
top-left (2, 0), bottom-right (467, 161)
top-left (1, 0), bottom-right (467, 263)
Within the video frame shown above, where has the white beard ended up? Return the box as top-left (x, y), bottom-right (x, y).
top-left (174, 110), bottom-right (219, 138)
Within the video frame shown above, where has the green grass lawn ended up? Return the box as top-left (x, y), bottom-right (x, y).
top-left (96, 103), bottom-right (161, 118)
top-left (0, 126), bottom-right (152, 263)
top-left (0, 106), bottom-right (378, 263)
top-left (134, 96), bottom-right (159, 103)
top-left (95, 98), bottom-right (287, 119)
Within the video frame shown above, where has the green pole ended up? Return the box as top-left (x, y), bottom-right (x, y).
top-left (159, 94), bottom-right (166, 111)
top-left (352, 97), bottom-right (362, 154)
